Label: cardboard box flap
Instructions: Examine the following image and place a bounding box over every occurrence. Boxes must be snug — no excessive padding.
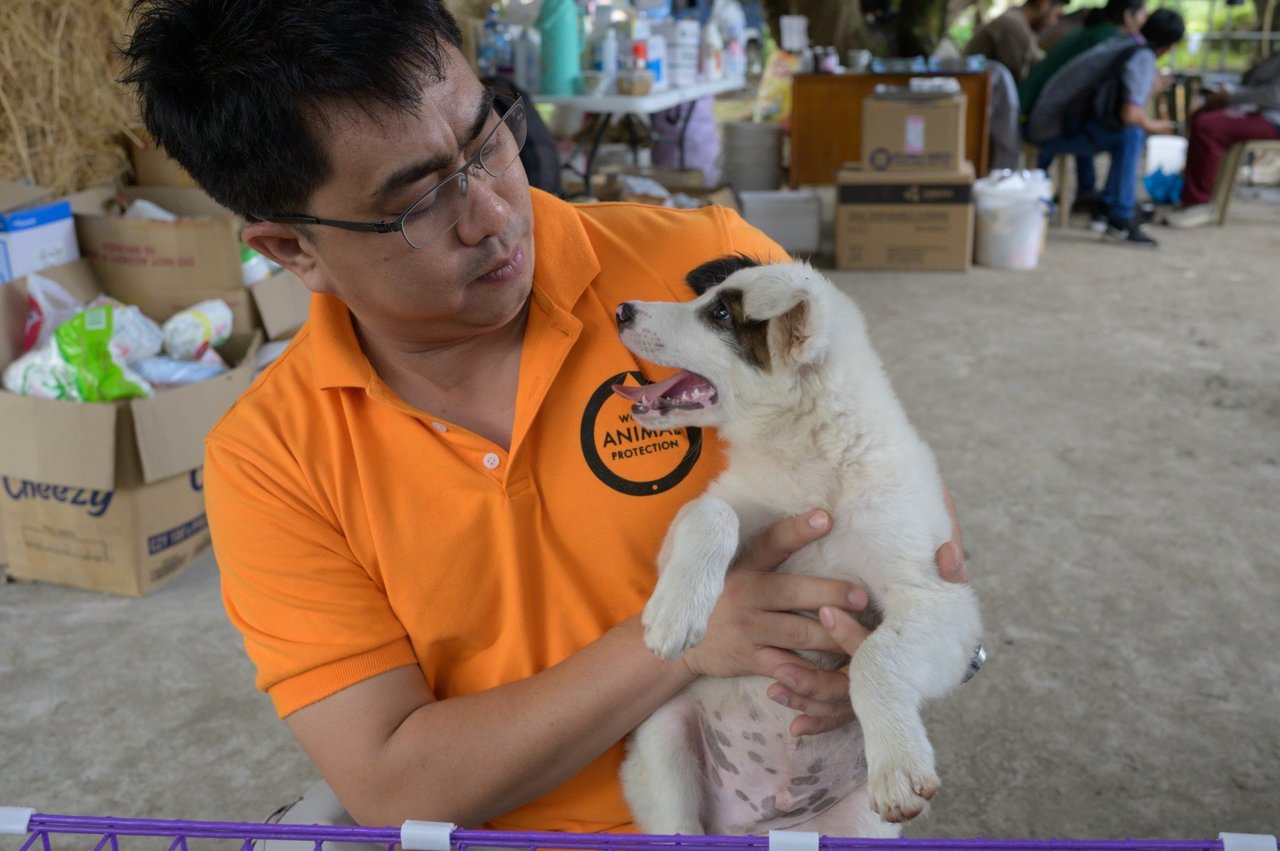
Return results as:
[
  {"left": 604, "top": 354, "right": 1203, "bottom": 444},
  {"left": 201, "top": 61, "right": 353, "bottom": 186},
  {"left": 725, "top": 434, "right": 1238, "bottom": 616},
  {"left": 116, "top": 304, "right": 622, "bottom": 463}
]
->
[
  {"left": 250, "top": 269, "right": 311, "bottom": 341},
  {"left": 129, "top": 331, "right": 262, "bottom": 484},
  {"left": 0, "top": 393, "right": 120, "bottom": 491},
  {"left": 0, "top": 181, "right": 52, "bottom": 214}
]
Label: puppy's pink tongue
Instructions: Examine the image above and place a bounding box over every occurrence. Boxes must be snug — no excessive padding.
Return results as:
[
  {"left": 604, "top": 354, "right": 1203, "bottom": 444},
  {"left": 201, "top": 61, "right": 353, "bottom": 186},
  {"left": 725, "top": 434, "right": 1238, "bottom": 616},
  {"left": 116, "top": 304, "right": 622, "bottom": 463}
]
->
[{"left": 611, "top": 372, "right": 691, "bottom": 407}]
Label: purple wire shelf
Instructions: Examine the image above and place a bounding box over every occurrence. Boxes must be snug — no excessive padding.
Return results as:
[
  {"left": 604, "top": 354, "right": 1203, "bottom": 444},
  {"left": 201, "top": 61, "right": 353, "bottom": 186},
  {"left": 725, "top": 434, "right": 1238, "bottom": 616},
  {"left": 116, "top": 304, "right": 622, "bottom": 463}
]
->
[{"left": 9, "top": 813, "right": 1277, "bottom": 851}]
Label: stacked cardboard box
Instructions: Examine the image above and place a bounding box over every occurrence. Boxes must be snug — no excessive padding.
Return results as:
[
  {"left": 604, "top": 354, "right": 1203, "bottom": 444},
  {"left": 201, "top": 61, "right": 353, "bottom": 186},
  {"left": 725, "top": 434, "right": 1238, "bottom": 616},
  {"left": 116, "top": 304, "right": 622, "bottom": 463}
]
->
[
  {"left": 837, "top": 87, "right": 975, "bottom": 272},
  {"left": 0, "top": 260, "right": 261, "bottom": 596},
  {"left": 0, "top": 149, "right": 310, "bottom": 595}
]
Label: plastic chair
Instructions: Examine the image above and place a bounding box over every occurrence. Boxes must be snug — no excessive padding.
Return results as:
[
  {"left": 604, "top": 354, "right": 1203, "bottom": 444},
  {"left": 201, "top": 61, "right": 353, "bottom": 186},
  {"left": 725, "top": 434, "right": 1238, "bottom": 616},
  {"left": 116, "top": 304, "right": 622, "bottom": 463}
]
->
[{"left": 1211, "top": 138, "right": 1280, "bottom": 225}]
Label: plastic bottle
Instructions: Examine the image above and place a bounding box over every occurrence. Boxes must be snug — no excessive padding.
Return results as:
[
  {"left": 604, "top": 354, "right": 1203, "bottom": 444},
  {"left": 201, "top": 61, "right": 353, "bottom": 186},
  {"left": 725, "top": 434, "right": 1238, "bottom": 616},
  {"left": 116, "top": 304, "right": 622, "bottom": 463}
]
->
[
  {"left": 701, "top": 22, "right": 724, "bottom": 81},
  {"left": 631, "top": 13, "right": 666, "bottom": 91},
  {"left": 536, "top": 0, "right": 580, "bottom": 95},
  {"left": 478, "top": 5, "right": 500, "bottom": 78},
  {"left": 513, "top": 25, "right": 542, "bottom": 93},
  {"left": 593, "top": 23, "right": 619, "bottom": 92}
]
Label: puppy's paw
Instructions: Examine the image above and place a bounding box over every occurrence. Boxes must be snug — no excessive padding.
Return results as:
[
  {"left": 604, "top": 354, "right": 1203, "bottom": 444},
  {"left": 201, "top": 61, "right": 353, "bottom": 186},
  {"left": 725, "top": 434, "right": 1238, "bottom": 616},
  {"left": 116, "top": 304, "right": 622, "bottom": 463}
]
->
[
  {"left": 868, "top": 752, "right": 939, "bottom": 823},
  {"left": 642, "top": 593, "right": 710, "bottom": 660}
]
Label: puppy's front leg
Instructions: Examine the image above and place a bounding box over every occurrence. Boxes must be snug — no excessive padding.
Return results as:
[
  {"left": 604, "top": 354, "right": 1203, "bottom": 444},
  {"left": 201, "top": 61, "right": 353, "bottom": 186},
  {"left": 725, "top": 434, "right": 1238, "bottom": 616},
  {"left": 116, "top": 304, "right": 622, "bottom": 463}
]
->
[{"left": 642, "top": 495, "right": 739, "bottom": 660}]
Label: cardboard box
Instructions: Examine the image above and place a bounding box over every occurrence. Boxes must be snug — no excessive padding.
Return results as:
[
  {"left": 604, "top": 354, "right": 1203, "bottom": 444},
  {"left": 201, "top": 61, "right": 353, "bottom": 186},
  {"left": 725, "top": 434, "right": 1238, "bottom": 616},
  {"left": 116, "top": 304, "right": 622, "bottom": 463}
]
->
[
  {"left": 0, "top": 181, "right": 80, "bottom": 284},
  {"left": 0, "top": 259, "right": 260, "bottom": 595},
  {"left": 250, "top": 268, "right": 312, "bottom": 341},
  {"left": 862, "top": 92, "right": 967, "bottom": 173},
  {"left": 128, "top": 130, "right": 199, "bottom": 188},
  {"left": 616, "top": 184, "right": 742, "bottom": 215},
  {"left": 69, "top": 185, "right": 256, "bottom": 334},
  {"left": 739, "top": 190, "right": 822, "bottom": 255},
  {"left": 836, "top": 163, "right": 975, "bottom": 272}
]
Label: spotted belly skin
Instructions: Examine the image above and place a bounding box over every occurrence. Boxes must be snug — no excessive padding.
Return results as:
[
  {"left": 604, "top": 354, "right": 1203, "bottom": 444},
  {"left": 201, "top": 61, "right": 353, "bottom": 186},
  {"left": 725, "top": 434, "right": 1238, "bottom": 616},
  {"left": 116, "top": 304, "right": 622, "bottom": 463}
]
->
[{"left": 684, "top": 676, "right": 869, "bottom": 835}]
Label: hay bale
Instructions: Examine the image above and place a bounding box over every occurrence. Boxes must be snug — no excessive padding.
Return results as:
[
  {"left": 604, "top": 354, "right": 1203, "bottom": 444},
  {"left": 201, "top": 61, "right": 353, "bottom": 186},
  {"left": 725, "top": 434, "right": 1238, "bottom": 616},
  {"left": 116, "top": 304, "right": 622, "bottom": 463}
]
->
[{"left": 0, "top": 0, "right": 138, "bottom": 196}]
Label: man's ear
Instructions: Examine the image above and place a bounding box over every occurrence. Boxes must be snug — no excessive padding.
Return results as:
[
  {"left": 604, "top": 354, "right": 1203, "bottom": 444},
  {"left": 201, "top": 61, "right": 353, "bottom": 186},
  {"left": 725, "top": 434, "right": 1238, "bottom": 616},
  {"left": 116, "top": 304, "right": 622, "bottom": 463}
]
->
[{"left": 241, "top": 220, "right": 333, "bottom": 294}]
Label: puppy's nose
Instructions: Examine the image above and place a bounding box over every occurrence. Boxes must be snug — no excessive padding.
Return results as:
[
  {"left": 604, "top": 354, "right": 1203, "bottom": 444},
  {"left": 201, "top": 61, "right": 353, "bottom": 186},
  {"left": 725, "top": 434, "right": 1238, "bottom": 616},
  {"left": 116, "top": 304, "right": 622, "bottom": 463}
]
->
[{"left": 616, "top": 302, "right": 636, "bottom": 328}]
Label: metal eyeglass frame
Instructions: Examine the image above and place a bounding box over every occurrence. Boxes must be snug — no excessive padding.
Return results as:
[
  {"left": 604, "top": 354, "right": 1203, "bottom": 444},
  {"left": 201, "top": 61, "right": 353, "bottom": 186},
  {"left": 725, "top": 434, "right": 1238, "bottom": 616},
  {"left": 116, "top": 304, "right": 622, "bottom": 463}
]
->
[{"left": 251, "top": 93, "right": 527, "bottom": 249}]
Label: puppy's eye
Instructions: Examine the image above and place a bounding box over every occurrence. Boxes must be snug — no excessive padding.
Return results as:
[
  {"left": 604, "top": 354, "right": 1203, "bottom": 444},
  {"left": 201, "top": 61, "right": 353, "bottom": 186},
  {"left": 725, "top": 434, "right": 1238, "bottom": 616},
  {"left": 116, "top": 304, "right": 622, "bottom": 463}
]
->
[{"left": 710, "top": 302, "right": 731, "bottom": 323}]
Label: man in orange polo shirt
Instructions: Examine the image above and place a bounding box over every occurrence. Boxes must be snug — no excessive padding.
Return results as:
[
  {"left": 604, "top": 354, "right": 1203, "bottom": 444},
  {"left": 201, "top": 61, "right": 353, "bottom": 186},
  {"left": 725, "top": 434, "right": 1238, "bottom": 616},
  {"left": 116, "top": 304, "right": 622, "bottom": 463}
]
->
[{"left": 122, "top": 0, "right": 967, "bottom": 834}]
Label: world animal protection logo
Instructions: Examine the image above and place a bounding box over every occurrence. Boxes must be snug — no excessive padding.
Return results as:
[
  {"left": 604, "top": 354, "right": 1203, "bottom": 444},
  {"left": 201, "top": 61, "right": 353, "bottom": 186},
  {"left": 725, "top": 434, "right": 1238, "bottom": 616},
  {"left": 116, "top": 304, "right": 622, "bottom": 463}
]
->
[{"left": 580, "top": 371, "right": 702, "bottom": 496}]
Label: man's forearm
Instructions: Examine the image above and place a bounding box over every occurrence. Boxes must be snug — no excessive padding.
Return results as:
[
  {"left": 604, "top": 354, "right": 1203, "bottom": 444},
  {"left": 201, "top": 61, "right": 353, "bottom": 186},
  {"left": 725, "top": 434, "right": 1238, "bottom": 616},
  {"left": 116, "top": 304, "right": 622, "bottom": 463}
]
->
[{"left": 349, "top": 617, "right": 694, "bottom": 827}]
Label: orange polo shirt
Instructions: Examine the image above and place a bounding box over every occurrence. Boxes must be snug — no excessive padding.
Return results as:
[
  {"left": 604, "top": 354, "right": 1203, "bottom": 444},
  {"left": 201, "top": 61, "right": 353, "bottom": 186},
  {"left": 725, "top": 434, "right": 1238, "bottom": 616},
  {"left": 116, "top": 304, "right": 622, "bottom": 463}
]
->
[{"left": 204, "top": 189, "right": 786, "bottom": 832}]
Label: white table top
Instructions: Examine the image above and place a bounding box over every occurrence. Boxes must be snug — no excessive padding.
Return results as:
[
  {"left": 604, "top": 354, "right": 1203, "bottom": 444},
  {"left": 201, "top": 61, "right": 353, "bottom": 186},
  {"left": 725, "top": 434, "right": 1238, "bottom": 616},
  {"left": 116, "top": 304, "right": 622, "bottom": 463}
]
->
[{"left": 537, "top": 76, "right": 746, "bottom": 114}]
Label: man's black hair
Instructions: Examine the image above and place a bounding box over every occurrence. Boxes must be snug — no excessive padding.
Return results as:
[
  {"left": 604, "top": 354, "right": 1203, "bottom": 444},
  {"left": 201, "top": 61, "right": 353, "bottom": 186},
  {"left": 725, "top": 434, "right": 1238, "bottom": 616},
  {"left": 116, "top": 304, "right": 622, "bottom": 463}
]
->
[
  {"left": 1141, "top": 7, "right": 1185, "bottom": 50},
  {"left": 1101, "top": 0, "right": 1146, "bottom": 26},
  {"left": 120, "top": 0, "right": 463, "bottom": 220}
]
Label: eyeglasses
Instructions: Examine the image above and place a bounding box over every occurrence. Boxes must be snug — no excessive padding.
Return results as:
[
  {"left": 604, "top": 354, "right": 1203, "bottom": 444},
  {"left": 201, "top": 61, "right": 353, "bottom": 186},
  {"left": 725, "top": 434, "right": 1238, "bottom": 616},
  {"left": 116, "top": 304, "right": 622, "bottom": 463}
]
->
[{"left": 256, "top": 96, "right": 528, "bottom": 249}]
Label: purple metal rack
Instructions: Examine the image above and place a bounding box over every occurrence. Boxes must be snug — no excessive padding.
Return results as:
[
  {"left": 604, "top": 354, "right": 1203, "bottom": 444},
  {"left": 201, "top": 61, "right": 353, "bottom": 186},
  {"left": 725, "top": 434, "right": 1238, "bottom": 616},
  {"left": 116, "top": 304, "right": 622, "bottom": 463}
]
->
[{"left": 10, "top": 813, "right": 1278, "bottom": 851}]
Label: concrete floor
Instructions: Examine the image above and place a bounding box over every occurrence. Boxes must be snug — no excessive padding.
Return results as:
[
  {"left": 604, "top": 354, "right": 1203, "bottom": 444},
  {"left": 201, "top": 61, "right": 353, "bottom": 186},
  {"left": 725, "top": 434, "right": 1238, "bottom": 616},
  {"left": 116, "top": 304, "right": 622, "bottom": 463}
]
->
[{"left": 2, "top": 198, "right": 1278, "bottom": 841}]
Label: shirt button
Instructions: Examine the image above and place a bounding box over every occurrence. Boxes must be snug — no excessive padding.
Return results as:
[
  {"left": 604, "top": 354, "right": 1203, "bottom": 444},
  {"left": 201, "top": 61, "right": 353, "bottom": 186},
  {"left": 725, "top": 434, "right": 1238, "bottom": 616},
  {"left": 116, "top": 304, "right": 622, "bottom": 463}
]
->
[
  {"left": 482, "top": 452, "right": 501, "bottom": 470},
  {"left": 431, "top": 422, "right": 447, "bottom": 432}
]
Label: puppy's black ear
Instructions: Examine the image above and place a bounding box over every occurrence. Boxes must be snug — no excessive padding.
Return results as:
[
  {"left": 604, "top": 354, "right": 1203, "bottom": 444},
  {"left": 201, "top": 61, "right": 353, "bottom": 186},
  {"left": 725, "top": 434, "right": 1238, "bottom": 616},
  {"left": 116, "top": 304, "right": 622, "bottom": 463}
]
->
[{"left": 685, "top": 253, "right": 762, "bottom": 296}]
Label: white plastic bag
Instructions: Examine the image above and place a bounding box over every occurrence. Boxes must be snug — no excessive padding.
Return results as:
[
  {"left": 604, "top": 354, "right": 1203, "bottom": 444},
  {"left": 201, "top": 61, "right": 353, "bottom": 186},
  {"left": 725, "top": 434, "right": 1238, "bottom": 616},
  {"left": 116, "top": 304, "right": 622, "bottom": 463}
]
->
[{"left": 23, "top": 272, "right": 86, "bottom": 353}]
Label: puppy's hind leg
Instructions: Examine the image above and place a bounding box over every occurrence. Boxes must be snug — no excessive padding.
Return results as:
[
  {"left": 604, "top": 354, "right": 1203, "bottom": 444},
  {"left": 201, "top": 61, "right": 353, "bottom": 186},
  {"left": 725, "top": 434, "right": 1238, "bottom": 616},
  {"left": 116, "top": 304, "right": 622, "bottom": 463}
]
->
[
  {"left": 850, "top": 583, "right": 982, "bottom": 823},
  {"left": 642, "top": 495, "right": 740, "bottom": 660},
  {"left": 621, "top": 699, "right": 707, "bottom": 834}
]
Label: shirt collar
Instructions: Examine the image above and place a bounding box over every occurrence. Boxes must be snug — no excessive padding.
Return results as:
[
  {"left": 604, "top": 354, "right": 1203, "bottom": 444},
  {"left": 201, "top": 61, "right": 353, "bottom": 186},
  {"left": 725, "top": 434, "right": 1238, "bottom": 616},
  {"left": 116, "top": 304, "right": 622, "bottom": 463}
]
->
[{"left": 311, "top": 188, "right": 601, "bottom": 392}]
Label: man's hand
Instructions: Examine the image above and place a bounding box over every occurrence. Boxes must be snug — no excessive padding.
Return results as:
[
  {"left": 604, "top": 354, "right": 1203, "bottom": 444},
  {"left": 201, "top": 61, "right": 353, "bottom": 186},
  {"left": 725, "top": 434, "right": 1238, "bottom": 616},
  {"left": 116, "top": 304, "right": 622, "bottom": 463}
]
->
[
  {"left": 1204, "top": 87, "right": 1230, "bottom": 110},
  {"left": 681, "top": 510, "right": 866, "bottom": 683}
]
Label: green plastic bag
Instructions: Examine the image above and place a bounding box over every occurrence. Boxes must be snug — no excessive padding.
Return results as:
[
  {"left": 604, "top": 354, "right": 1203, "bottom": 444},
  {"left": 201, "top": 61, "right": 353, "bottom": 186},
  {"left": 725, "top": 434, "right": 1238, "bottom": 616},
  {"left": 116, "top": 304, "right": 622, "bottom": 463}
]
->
[{"left": 54, "top": 304, "right": 152, "bottom": 402}]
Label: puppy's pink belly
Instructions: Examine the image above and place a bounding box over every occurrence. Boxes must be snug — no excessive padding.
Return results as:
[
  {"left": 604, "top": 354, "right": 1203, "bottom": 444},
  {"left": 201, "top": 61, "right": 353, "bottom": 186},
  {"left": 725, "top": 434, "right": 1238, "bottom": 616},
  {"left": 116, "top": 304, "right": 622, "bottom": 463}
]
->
[{"left": 695, "top": 702, "right": 867, "bottom": 834}]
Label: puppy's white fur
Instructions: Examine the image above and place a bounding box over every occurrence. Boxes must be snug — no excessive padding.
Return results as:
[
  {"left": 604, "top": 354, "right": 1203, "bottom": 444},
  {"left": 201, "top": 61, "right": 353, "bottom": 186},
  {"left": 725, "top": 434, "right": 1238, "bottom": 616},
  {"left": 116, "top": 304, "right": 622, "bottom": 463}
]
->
[{"left": 616, "top": 260, "right": 982, "bottom": 835}]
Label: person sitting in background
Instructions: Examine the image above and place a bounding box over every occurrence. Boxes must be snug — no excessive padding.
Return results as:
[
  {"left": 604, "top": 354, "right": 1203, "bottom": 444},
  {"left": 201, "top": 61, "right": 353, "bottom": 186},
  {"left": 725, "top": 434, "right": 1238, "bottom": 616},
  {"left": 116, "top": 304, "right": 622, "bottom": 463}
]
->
[
  {"left": 965, "top": 0, "right": 1070, "bottom": 83},
  {"left": 1021, "top": 0, "right": 1150, "bottom": 218},
  {"left": 1026, "top": 8, "right": 1185, "bottom": 247},
  {"left": 1165, "top": 52, "right": 1280, "bottom": 228}
]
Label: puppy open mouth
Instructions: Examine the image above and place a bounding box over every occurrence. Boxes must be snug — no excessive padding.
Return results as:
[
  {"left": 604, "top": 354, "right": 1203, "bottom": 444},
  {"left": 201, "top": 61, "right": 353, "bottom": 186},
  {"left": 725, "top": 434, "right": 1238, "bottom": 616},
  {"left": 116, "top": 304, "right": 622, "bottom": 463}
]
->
[{"left": 612, "top": 372, "right": 718, "bottom": 419}]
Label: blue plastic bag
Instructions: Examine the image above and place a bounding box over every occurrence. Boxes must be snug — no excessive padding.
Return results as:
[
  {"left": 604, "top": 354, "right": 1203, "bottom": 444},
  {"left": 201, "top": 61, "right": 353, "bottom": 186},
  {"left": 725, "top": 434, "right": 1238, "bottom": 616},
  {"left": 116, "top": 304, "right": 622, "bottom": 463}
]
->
[{"left": 1143, "top": 166, "right": 1184, "bottom": 205}]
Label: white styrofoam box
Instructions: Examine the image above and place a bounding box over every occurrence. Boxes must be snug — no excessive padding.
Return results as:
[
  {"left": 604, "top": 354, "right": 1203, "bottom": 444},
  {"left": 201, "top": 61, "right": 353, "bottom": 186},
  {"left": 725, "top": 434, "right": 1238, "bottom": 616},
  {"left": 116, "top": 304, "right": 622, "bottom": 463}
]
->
[
  {"left": 738, "top": 189, "right": 822, "bottom": 255},
  {"left": 0, "top": 199, "right": 80, "bottom": 284}
]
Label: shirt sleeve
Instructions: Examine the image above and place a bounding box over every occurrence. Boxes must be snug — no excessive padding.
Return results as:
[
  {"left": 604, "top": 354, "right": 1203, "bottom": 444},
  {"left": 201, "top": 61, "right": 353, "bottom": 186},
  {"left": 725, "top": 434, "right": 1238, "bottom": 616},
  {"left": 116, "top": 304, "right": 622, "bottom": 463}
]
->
[
  {"left": 1124, "top": 50, "right": 1157, "bottom": 107},
  {"left": 205, "top": 435, "right": 418, "bottom": 718}
]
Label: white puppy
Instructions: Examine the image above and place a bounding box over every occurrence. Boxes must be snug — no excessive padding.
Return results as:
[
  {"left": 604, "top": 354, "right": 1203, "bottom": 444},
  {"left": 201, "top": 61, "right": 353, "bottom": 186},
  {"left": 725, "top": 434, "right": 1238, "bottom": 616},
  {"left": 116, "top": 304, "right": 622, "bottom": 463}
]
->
[{"left": 613, "top": 256, "right": 982, "bottom": 836}]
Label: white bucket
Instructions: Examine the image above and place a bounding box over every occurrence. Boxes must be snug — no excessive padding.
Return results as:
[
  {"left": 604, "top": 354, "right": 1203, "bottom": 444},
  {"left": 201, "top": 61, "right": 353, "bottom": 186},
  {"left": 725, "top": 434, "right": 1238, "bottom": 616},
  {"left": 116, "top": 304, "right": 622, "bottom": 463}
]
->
[
  {"left": 1145, "top": 135, "right": 1189, "bottom": 176},
  {"left": 721, "top": 121, "right": 783, "bottom": 192},
  {"left": 973, "top": 169, "right": 1053, "bottom": 271}
]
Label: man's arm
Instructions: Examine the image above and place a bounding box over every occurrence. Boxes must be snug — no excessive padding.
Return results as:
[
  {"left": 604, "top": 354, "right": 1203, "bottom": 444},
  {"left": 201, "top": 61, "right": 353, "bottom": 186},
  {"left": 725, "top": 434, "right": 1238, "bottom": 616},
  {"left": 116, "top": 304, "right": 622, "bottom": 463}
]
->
[
  {"left": 1122, "top": 102, "right": 1174, "bottom": 134},
  {"left": 284, "top": 512, "right": 862, "bottom": 828}
]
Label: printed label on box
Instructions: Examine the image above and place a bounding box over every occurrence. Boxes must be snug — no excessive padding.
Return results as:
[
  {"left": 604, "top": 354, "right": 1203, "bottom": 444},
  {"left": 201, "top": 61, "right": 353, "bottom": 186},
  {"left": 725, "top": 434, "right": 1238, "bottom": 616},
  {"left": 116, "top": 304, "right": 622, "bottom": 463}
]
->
[{"left": 905, "top": 116, "right": 926, "bottom": 154}]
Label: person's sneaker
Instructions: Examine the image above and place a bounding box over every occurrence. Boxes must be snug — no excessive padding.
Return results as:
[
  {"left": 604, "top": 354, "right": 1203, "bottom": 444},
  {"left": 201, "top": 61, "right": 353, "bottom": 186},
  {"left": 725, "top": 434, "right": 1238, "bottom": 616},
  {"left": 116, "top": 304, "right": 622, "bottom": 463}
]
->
[
  {"left": 1104, "top": 217, "right": 1159, "bottom": 247},
  {"left": 1163, "top": 204, "right": 1216, "bottom": 229},
  {"left": 1089, "top": 207, "right": 1110, "bottom": 233}
]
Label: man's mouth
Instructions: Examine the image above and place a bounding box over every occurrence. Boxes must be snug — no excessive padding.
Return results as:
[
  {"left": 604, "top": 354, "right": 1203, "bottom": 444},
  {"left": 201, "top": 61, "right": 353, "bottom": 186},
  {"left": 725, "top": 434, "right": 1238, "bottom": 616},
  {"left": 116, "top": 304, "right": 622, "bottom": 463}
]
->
[
  {"left": 612, "top": 371, "right": 718, "bottom": 419},
  {"left": 475, "top": 244, "right": 525, "bottom": 283}
]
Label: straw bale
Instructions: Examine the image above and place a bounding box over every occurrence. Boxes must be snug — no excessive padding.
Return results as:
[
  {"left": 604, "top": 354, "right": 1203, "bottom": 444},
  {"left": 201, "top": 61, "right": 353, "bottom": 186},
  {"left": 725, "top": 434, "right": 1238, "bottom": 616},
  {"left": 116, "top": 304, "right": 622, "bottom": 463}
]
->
[{"left": 0, "top": 0, "right": 138, "bottom": 196}]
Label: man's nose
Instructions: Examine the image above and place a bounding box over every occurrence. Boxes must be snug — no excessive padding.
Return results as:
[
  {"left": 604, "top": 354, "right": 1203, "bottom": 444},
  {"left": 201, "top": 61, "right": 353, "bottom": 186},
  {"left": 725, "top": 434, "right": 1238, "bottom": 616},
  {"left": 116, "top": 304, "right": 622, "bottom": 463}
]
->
[{"left": 616, "top": 302, "right": 636, "bottom": 328}]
